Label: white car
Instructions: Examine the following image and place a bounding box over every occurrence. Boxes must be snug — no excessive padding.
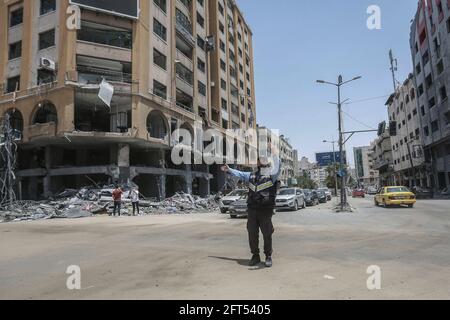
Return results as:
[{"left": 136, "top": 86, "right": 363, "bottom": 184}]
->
[
  {"left": 275, "top": 188, "right": 306, "bottom": 211},
  {"left": 220, "top": 189, "right": 248, "bottom": 213}
]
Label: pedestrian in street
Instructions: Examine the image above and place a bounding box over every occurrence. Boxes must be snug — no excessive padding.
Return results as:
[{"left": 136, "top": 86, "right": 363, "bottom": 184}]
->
[
  {"left": 221, "top": 145, "right": 281, "bottom": 268},
  {"left": 129, "top": 187, "right": 140, "bottom": 216},
  {"left": 112, "top": 185, "right": 123, "bottom": 217}
]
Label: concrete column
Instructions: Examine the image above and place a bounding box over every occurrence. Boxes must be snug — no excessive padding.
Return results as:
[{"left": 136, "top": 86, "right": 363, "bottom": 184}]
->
[
  {"left": 28, "top": 178, "right": 38, "bottom": 201},
  {"left": 185, "top": 165, "right": 193, "bottom": 194},
  {"left": 75, "top": 148, "right": 87, "bottom": 187},
  {"left": 159, "top": 175, "right": 166, "bottom": 200},
  {"left": 118, "top": 144, "right": 130, "bottom": 185},
  {"left": 199, "top": 165, "right": 211, "bottom": 197},
  {"left": 43, "top": 147, "right": 52, "bottom": 198}
]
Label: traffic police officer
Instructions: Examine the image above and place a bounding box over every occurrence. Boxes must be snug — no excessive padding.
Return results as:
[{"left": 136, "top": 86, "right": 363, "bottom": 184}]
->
[{"left": 222, "top": 151, "right": 281, "bottom": 267}]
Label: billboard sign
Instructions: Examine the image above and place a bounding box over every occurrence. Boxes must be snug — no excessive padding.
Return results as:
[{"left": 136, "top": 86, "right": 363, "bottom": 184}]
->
[
  {"left": 316, "top": 151, "right": 346, "bottom": 167},
  {"left": 69, "top": 0, "right": 139, "bottom": 19}
]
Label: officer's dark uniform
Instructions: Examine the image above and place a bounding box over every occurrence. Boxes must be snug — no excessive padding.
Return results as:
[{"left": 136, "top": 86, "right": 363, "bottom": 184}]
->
[{"left": 247, "top": 170, "right": 278, "bottom": 258}]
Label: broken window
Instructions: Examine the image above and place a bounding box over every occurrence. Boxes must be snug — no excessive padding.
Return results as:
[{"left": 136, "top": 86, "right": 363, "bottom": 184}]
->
[
  {"left": 39, "top": 29, "right": 55, "bottom": 50},
  {"left": 77, "top": 55, "right": 132, "bottom": 84},
  {"left": 40, "top": 0, "right": 56, "bottom": 15},
  {"left": 147, "top": 111, "right": 168, "bottom": 140},
  {"left": 153, "top": 80, "right": 167, "bottom": 99},
  {"left": 6, "top": 76, "right": 20, "bottom": 93},
  {"left": 78, "top": 21, "right": 132, "bottom": 49},
  {"left": 9, "top": 41, "right": 22, "bottom": 60},
  {"left": 33, "top": 102, "right": 57, "bottom": 124},
  {"left": 9, "top": 7, "right": 23, "bottom": 27},
  {"left": 6, "top": 109, "right": 24, "bottom": 133},
  {"left": 37, "top": 69, "right": 55, "bottom": 85}
]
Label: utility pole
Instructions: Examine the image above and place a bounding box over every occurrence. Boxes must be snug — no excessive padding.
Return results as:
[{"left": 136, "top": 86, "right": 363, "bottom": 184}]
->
[
  {"left": 317, "top": 75, "right": 362, "bottom": 211},
  {"left": 389, "top": 49, "right": 416, "bottom": 187}
]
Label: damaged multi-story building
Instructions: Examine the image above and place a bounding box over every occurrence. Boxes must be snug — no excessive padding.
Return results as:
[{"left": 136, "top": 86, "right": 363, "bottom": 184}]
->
[{"left": 0, "top": 0, "right": 257, "bottom": 200}]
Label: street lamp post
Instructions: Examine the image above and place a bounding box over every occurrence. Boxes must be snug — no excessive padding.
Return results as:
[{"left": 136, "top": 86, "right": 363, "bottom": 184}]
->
[
  {"left": 323, "top": 139, "right": 338, "bottom": 199},
  {"left": 317, "top": 75, "right": 362, "bottom": 211}
]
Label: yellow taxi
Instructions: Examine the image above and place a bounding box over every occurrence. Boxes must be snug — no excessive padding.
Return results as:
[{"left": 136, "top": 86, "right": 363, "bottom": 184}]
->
[{"left": 374, "top": 186, "right": 416, "bottom": 208}]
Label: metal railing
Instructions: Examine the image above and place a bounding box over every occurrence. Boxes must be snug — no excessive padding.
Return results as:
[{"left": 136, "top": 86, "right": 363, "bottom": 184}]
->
[{"left": 77, "top": 65, "right": 132, "bottom": 84}]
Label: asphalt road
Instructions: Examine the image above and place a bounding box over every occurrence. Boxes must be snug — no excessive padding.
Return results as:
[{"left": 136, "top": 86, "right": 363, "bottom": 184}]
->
[{"left": 0, "top": 196, "right": 449, "bottom": 300}]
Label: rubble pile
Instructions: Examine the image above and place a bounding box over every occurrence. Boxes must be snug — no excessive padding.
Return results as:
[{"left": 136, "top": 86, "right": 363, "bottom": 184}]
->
[
  {"left": 0, "top": 187, "right": 221, "bottom": 223},
  {"left": 144, "top": 192, "right": 220, "bottom": 214}
]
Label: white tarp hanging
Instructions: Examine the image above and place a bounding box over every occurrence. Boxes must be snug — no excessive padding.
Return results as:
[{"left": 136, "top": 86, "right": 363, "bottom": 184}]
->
[{"left": 98, "top": 79, "right": 114, "bottom": 107}]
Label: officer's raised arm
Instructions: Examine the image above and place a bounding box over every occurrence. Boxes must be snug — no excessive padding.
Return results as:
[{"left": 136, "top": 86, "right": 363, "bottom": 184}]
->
[{"left": 221, "top": 164, "right": 251, "bottom": 183}]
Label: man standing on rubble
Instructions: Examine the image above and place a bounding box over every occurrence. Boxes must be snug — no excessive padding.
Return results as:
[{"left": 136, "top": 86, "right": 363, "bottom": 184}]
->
[
  {"left": 221, "top": 145, "right": 281, "bottom": 268},
  {"left": 112, "top": 185, "right": 123, "bottom": 217}
]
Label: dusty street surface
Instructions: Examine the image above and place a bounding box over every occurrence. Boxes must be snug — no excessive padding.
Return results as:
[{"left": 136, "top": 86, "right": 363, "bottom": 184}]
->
[{"left": 1, "top": 197, "right": 449, "bottom": 300}]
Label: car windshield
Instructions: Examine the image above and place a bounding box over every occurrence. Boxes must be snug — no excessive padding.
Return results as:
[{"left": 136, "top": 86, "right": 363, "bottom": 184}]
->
[
  {"left": 228, "top": 190, "right": 246, "bottom": 197},
  {"left": 387, "top": 187, "right": 411, "bottom": 193},
  {"left": 278, "top": 189, "right": 295, "bottom": 195}
]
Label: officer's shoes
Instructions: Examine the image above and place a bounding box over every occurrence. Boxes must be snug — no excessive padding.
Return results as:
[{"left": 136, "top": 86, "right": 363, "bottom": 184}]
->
[
  {"left": 265, "top": 256, "right": 273, "bottom": 268},
  {"left": 249, "top": 254, "right": 261, "bottom": 266}
]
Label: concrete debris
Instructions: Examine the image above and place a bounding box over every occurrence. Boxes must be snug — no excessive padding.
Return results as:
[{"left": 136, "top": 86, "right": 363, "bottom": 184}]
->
[{"left": 0, "top": 186, "right": 221, "bottom": 223}]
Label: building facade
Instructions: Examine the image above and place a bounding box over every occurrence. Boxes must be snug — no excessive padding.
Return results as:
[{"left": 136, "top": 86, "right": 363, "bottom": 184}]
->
[
  {"left": 353, "top": 146, "right": 379, "bottom": 188},
  {"left": 386, "top": 74, "right": 428, "bottom": 188},
  {"left": 370, "top": 129, "right": 395, "bottom": 187},
  {"left": 410, "top": 0, "right": 450, "bottom": 191},
  {"left": 0, "top": 0, "right": 257, "bottom": 200},
  {"left": 309, "top": 166, "right": 328, "bottom": 188},
  {"left": 279, "top": 135, "right": 295, "bottom": 186}
]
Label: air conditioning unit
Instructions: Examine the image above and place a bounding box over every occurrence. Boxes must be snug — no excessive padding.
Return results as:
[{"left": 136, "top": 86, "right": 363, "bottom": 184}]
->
[
  {"left": 210, "top": 81, "right": 215, "bottom": 87},
  {"left": 40, "top": 57, "right": 56, "bottom": 71}
]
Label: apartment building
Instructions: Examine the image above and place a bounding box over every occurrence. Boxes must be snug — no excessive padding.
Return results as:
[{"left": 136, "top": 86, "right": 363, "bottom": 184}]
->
[
  {"left": 353, "top": 146, "right": 379, "bottom": 188},
  {"left": 309, "top": 166, "right": 328, "bottom": 188},
  {"left": 386, "top": 74, "right": 428, "bottom": 188},
  {"left": 0, "top": 0, "right": 257, "bottom": 200},
  {"left": 279, "top": 135, "right": 296, "bottom": 186},
  {"left": 370, "top": 131, "right": 395, "bottom": 187},
  {"left": 410, "top": 0, "right": 450, "bottom": 191}
]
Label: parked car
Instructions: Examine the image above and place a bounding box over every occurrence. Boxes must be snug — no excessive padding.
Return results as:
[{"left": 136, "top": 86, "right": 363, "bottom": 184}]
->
[
  {"left": 316, "top": 190, "right": 328, "bottom": 203},
  {"left": 352, "top": 189, "right": 366, "bottom": 198},
  {"left": 317, "top": 188, "right": 332, "bottom": 201},
  {"left": 229, "top": 193, "right": 249, "bottom": 218},
  {"left": 366, "top": 186, "right": 378, "bottom": 195},
  {"left": 99, "top": 186, "right": 133, "bottom": 202},
  {"left": 411, "top": 186, "right": 434, "bottom": 199},
  {"left": 374, "top": 186, "right": 416, "bottom": 208},
  {"left": 275, "top": 188, "right": 306, "bottom": 211},
  {"left": 219, "top": 189, "right": 248, "bottom": 213},
  {"left": 304, "top": 189, "right": 319, "bottom": 206}
]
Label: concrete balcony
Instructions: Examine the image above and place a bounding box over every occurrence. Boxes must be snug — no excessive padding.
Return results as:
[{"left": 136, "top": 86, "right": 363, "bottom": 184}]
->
[
  {"left": 176, "top": 77, "right": 193, "bottom": 97},
  {"left": 28, "top": 122, "right": 57, "bottom": 141},
  {"left": 76, "top": 41, "right": 132, "bottom": 63},
  {"left": 175, "top": 20, "right": 195, "bottom": 47},
  {"left": 175, "top": 49, "right": 193, "bottom": 71}
]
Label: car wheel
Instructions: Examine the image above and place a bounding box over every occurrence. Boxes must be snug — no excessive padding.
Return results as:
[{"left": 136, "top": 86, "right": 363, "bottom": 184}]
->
[
  {"left": 220, "top": 208, "right": 227, "bottom": 214},
  {"left": 230, "top": 214, "right": 237, "bottom": 219},
  {"left": 293, "top": 201, "right": 299, "bottom": 211},
  {"left": 302, "top": 200, "right": 306, "bottom": 209},
  {"left": 408, "top": 204, "right": 414, "bottom": 208},
  {"left": 374, "top": 199, "right": 379, "bottom": 206}
]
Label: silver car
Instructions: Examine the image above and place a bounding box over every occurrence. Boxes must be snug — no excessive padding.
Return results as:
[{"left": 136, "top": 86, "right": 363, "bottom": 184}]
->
[
  {"left": 219, "top": 189, "right": 247, "bottom": 213},
  {"left": 275, "top": 188, "right": 306, "bottom": 211}
]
